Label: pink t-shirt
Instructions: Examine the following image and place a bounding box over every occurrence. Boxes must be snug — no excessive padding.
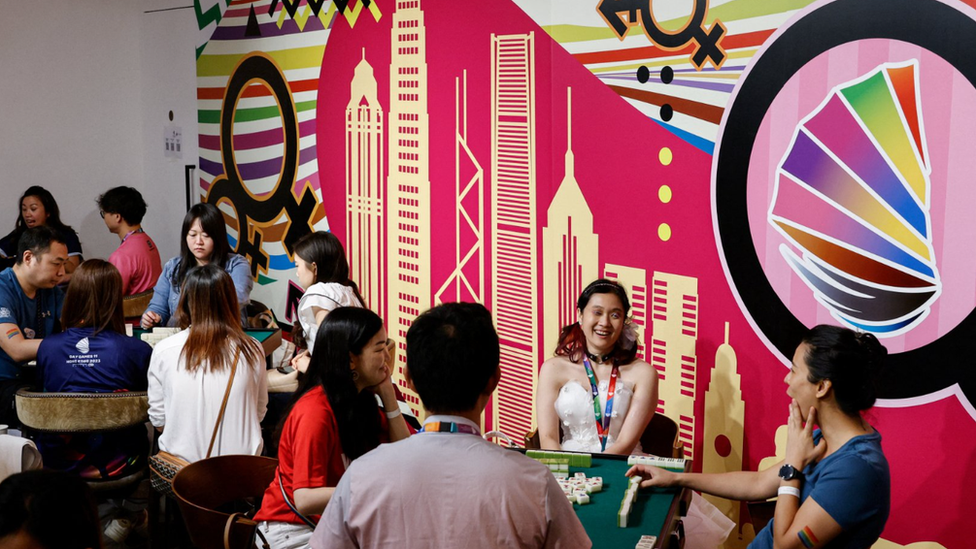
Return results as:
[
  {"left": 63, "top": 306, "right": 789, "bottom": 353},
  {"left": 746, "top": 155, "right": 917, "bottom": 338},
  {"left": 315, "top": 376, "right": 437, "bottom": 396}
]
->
[{"left": 108, "top": 230, "right": 162, "bottom": 295}]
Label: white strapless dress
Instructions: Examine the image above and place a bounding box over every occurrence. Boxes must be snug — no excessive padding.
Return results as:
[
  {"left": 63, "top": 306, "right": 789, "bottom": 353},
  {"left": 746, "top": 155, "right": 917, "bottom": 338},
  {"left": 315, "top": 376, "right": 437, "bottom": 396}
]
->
[{"left": 554, "top": 379, "right": 642, "bottom": 454}]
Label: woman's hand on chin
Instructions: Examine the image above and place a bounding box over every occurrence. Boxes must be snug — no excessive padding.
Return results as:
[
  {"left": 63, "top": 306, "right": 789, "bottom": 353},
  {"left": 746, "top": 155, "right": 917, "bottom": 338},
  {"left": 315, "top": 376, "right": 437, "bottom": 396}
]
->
[{"left": 785, "top": 399, "right": 827, "bottom": 469}]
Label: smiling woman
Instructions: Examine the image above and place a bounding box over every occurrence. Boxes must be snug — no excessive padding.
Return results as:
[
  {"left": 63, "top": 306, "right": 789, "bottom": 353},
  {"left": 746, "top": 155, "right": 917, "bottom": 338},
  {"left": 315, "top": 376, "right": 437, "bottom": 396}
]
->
[
  {"left": 536, "top": 278, "right": 659, "bottom": 455},
  {"left": 0, "top": 187, "right": 83, "bottom": 278}
]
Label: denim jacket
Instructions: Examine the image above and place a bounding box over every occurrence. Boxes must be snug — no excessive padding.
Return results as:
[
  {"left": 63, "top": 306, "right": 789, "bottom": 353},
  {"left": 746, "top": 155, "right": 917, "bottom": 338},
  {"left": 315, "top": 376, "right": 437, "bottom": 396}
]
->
[{"left": 145, "top": 254, "right": 253, "bottom": 326}]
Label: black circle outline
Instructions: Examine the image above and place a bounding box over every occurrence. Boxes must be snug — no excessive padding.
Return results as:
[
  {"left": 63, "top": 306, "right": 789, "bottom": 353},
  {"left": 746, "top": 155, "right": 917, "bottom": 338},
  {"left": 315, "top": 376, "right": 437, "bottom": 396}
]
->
[{"left": 714, "top": 0, "right": 976, "bottom": 400}]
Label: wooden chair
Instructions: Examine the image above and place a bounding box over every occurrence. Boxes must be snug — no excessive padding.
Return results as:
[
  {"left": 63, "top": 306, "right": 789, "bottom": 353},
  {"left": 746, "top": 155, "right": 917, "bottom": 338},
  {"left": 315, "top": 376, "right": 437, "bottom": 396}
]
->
[
  {"left": 123, "top": 289, "right": 154, "bottom": 321},
  {"left": 173, "top": 455, "right": 278, "bottom": 549},
  {"left": 639, "top": 413, "right": 684, "bottom": 458},
  {"left": 524, "top": 413, "right": 683, "bottom": 457},
  {"left": 14, "top": 389, "right": 150, "bottom": 493}
]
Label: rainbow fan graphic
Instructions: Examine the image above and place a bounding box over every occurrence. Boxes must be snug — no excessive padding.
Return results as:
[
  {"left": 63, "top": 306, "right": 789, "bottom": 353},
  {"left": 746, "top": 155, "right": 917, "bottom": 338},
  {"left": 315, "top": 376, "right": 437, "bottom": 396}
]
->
[{"left": 768, "top": 61, "right": 941, "bottom": 336}]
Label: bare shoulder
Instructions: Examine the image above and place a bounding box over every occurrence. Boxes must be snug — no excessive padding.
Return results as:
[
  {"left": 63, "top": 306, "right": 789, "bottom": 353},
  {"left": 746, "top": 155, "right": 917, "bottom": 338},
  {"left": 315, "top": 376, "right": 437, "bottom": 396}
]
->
[
  {"left": 539, "top": 355, "right": 577, "bottom": 385},
  {"left": 621, "top": 358, "right": 658, "bottom": 384}
]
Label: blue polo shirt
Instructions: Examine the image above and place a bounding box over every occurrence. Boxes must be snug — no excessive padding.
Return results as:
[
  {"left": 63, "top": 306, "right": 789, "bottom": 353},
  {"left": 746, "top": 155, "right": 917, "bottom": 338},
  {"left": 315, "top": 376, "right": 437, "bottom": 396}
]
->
[
  {"left": 0, "top": 267, "right": 64, "bottom": 381},
  {"left": 751, "top": 429, "right": 890, "bottom": 549}
]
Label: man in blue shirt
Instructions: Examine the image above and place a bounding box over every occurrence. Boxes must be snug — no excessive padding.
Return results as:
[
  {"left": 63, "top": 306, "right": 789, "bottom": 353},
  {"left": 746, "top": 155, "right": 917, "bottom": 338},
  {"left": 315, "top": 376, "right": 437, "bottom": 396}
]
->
[{"left": 0, "top": 227, "right": 67, "bottom": 425}]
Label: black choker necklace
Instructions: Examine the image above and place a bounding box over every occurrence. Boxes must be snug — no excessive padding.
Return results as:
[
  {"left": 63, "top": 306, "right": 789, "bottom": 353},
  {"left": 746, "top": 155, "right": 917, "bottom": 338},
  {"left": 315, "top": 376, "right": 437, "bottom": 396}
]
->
[{"left": 585, "top": 351, "right": 612, "bottom": 364}]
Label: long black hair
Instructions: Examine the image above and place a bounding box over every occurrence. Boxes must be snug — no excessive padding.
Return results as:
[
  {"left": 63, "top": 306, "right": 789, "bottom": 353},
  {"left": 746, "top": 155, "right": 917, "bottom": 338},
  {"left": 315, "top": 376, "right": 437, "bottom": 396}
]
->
[
  {"left": 291, "top": 231, "right": 365, "bottom": 348},
  {"left": 172, "top": 202, "right": 233, "bottom": 288},
  {"left": 276, "top": 307, "right": 384, "bottom": 460},
  {"left": 6, "top": 186, "right": 76, "bottom": 243},
  {"left": 801, "top": 325, "right": 888, "bottom": 417}
]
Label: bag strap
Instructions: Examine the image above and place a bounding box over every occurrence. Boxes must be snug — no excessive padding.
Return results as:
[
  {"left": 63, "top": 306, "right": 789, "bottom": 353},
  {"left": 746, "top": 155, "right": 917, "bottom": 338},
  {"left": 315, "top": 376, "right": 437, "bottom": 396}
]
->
[
  {"left": 222, "top": 512, "right": 269, "bottom": 549},
  {"left": 277, "top": 468, "right": 316, "bottom": 528},
  {"left": 206, "top": 345, "right": 242, "bottom": 459}
]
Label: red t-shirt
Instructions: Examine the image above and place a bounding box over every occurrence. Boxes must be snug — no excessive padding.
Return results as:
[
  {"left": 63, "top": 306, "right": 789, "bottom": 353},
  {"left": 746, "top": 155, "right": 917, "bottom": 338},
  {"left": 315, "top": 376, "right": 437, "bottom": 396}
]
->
[
  {"left": 255, "top": 386, "right": 388, "bottom": 524},
  {"left": 107, "top": 231, "right": 162, "bottom": 295}
]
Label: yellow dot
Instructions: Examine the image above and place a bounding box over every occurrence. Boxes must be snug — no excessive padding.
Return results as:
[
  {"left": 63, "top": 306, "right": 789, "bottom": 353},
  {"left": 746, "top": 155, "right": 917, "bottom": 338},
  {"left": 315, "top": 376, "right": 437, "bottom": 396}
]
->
[
  {"left": 659, "top": 185, "right": 672, "bottom": 203},
  {"left": 659, "top": 147, "right": 673, "bottom": 166},
  {"left": 658, "top": 223, "right": 672, "bottom": 241}
]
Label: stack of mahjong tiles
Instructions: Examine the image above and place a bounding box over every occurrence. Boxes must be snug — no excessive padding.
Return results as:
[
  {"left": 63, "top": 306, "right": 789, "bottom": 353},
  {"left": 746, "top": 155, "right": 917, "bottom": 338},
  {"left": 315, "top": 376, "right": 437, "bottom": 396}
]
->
[
  {"left": 626, "top": 455, "right": 687, "bottom": 469},
  {"left": 618, "top": 475, "right": 642, "bottom": 527},
  {"left": 525, "top": 449, "right": 592, "bottom": 470},
  {"left": 557, "top": 472, "right": 603, "bottom": 505},
  {"left": 139, "top": 327, "right": 182, "bottom": 348},
  {"left": 634, "top": 535, "right": 657, "bottom": 548}
]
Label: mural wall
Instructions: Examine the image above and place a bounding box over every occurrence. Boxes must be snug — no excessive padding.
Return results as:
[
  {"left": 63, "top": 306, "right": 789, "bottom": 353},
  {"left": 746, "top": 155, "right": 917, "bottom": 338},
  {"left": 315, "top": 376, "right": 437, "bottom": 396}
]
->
[{"left": 196, "top": 0, "right": 973, "bottom": 545}]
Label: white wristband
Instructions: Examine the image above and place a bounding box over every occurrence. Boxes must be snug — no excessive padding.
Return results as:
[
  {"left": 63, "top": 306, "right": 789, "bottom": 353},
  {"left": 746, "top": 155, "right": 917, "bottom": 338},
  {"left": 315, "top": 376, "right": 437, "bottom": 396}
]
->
[
  {"left": 778, "top": 486, "right": 801, "bottom": 498},
  {"left": 385, "top": 408, "right": 402, "bottom": 419}
]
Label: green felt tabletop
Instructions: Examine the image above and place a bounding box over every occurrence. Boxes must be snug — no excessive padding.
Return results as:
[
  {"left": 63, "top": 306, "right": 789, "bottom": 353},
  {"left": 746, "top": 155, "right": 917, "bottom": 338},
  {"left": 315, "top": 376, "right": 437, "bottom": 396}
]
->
[{"left": 568, "top": 456, "right": 683, "bottom": 549}]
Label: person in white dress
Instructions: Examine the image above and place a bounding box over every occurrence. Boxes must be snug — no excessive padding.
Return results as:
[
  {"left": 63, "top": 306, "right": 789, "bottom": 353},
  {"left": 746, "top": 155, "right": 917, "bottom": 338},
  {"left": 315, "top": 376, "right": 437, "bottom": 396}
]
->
[
  {"left": 537, "top": 279, "right": 659, "bottom": 455},
  {"left": 289, "top": 232, "right": 365, "bottom": 373}
]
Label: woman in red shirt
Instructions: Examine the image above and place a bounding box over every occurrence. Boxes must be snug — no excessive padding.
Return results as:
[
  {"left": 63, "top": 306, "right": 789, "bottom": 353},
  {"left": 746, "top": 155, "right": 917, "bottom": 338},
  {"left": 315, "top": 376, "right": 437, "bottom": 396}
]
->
[{"left": 254, "top": 307, "right": 410, "bottom": 549}]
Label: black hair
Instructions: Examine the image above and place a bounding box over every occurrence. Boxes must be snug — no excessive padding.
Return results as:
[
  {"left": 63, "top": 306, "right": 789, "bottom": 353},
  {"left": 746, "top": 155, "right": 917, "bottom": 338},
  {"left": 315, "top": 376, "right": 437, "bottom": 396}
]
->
[
  {"left": 276, "top": 307, "right": 384, "bottom": 460},
  {"left": 0, "top": 470, "right": 101, "bottom": 549},
  {"left": 406, "top": 302, "right": 500, "bottom": 413},
  {"left": 6, "top": 186, "right": 76, "bottom": 248},
  {"left": 173, "top": 202, "right": 233, "bottom": 288},
  {"left": 290, "top": 231, "right": 366, "bottom": 349},
  {"left": 15, "top": 226, "right": 66, "bottom": 265},
  {"left": 97, "top": 186, "right": 148, "bottom": 225},
  {"left": 554, "top": 278, "right": 638, "bottom": 366},
  {"left": 801, "top": 325, "right": 888, "bottom": 417}
]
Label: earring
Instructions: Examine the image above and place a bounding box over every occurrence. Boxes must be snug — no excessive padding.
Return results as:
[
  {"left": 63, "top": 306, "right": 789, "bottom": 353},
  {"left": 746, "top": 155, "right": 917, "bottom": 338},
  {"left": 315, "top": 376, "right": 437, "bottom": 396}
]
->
[{"left": 351, "top": 370, "right": 359, "bottom": 381}]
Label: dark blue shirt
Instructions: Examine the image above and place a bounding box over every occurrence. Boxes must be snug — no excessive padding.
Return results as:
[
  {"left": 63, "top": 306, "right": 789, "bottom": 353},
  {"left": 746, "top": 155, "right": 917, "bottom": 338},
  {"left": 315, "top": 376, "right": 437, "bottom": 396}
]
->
[
  {"left": 37, "top": 327, "right": 152, "bottom": 392},
  {"left": 750, "top": 429, "right": 890, "bottom": 549},
  {"left": 0, "top": 267, "right": 64, "bottom": 380},
  {"left": 35, "top": 327, "right": 152, "bottom": 480}
]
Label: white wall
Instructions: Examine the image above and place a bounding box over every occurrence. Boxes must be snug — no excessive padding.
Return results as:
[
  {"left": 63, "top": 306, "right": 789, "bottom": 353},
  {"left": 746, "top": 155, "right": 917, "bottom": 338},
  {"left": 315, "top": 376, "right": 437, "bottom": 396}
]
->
[
  {"left": 138, "top": 1, "right": 200, "bottom": 261},
  {"left": 0, "top": 1, "right": 199, "bottom": 262}
]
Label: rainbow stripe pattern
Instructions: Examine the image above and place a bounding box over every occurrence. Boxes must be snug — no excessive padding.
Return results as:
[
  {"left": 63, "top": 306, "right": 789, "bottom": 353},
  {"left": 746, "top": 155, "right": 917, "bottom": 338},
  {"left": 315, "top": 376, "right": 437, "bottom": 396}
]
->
[
  {"left": 798, "top": 526, "right": 819, "bottom": 548},
  {"left": 769, "top": 61, "right": 941, "bottom": 336}
]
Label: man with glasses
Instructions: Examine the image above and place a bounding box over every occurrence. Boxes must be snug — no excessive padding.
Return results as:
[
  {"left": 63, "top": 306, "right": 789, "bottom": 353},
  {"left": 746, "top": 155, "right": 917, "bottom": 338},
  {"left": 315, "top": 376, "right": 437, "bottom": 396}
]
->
[{"left": 96, "top": 186, "right": 161, "bottom": 296}]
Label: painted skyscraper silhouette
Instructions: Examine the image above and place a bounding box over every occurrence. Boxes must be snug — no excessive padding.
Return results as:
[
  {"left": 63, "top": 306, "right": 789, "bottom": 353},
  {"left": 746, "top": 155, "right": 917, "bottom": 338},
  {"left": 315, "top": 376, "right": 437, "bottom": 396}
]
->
[
  {"left": 387, "top": 0, "right": 431, "bottom": 417},
  {"left": 543, "top": 87, "right": 599, "bottom": 364},
  {"left": 703, "top": 322, "right": 749, "bottom": 548},
  {"left": 434, "top": 70, "right": 484, "bottom": 306},
  {"left": 345, "top": 50, "right": 384, "bottom": 316},
  {"left": 604, "top": 264, "right": 647, "bottom": 360},
  {"left": 649, "top": 272, "right": 699, "bottom": 460},
  {"left": 490, "top": 32, "right": 539, "bottom": 436}
]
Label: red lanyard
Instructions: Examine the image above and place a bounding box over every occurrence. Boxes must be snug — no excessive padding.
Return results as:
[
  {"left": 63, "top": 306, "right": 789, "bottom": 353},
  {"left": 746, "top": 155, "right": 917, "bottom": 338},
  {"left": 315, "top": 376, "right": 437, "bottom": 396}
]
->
[{"left": 582, "top": 356, "right": 618, "bottom": 452}]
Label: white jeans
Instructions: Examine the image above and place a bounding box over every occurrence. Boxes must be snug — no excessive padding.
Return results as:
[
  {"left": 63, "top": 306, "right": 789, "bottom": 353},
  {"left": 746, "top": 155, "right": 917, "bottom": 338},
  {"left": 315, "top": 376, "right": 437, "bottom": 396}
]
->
[{"left": 258, "top": 520, "right": 314, "bottom": 549}]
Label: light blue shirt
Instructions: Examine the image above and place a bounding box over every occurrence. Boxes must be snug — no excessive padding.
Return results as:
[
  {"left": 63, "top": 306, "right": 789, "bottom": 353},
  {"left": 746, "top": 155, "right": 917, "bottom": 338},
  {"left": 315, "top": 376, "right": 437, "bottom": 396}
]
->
[{"left": 144, "top": 254, "right": 253, "bottom": 326}]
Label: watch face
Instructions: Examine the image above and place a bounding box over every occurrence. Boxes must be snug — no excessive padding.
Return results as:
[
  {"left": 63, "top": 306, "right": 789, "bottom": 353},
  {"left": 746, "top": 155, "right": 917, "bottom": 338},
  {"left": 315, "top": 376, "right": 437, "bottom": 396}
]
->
[{"left": 779, "top": 464, "right": 796, "bottom": 480}]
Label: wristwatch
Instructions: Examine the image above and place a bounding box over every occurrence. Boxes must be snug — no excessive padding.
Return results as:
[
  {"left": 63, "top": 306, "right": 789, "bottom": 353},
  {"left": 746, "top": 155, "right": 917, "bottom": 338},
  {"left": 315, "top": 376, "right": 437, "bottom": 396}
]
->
[{"left": 778, "top": 464, "right": 804, "bottom": 481}]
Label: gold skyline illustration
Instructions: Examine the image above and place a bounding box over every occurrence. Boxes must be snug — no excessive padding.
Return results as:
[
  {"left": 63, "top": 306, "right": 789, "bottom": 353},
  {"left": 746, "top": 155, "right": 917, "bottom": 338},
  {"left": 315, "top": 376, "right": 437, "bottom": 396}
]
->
[
  {"left": 604, "top": 264, "right": 648, "bottom": 361},
  {"left": 543, "top": 87, "right": 599, "bottom": 367},
  {"left": 490, "top": 32, "right": 539, "bottom": 437},
  {"left": 345, "top": 49, "right": 385, "bottom": 319},
  {"left": 433, "top": 70, "right": 484, "bottom": 307},
  {"left": 650, "top": 272, "right": 699, "bottom": 460},
  {"left": 703, "top": 322, "right": 751, "bottom": 548},
  {"left": 386, "top": 0, "right": 431, "bottom": 418}
]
